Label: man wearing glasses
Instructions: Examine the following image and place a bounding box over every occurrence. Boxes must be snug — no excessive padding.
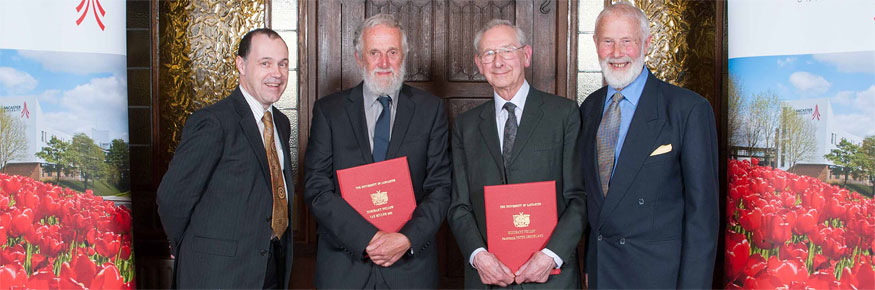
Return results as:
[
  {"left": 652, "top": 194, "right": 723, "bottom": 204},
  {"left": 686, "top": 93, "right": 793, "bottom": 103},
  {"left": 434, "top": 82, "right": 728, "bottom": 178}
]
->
[{"left": 448, "top": 19, "right": 586, "bottom": 288}]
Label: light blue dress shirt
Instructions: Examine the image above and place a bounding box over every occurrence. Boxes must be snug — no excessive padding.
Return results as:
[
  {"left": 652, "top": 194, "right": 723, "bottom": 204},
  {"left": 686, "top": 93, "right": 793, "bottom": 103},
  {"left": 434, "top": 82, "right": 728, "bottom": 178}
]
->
[{"left": 603, "top": 68, "right": 649, "bottom": 178}]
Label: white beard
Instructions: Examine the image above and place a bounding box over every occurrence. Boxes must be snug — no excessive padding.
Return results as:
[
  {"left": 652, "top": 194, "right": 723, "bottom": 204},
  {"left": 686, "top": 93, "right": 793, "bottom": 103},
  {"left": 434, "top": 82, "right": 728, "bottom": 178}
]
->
[
  {"left": 361, "top": 62, "right": 406, "bottom": 96},
  {"left": 600, "top": 52, "right": 646, "bottom": 90}
]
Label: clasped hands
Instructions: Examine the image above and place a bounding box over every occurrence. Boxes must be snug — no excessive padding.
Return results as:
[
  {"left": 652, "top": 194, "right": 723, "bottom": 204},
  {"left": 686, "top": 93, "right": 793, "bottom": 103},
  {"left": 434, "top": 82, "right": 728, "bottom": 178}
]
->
[
  {"left": 366, "top": 231, "right": 410, "bottom": 267},
  {"left": 473, "top": 250, "right": 556, "bottom": 286}
]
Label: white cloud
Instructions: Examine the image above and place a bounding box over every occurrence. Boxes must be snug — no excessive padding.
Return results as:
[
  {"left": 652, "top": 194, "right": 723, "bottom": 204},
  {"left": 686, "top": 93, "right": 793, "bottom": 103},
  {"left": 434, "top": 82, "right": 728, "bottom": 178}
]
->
[
  {"left": 38, "top": 89, "right": 61, "bottom": 105},
  {"left": 43, "top": 75, "right": 129, "bottom": 142},
  {"left": 0, "top": 67, "right": 38, "bottom": 94},
  {"left": 777, "top": 57, "right": 796, "bottom": 67},
  {"left": 832, "top": 91, "right": 855, "bottom": 106},
  {"left": 812, "top": 51, "right": 875, "bottom": 74},
  {"left": 17, "top": 50, "right": 126, "bottom": 75},
  {"left": 789, "top": 71, "right": 830, "bottom": 95},
  {"left": 855, "top": 85, "right": 875, "bottom": 115},
  {"left": 834, "top": 113, "right": 875, "bottom": 138}
]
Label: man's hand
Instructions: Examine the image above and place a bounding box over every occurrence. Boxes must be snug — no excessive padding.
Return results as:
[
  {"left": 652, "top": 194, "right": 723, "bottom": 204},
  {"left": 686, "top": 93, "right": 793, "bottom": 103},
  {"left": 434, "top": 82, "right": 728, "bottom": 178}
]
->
[
  {"left": 366, "top": 231, "right": 410, "bottom": 267},
  {"left": 472, "top": 251, "right": 515, "bottom": 287},
  {"left": 514, "top": 251, "right": 555, "bottom": 284}
]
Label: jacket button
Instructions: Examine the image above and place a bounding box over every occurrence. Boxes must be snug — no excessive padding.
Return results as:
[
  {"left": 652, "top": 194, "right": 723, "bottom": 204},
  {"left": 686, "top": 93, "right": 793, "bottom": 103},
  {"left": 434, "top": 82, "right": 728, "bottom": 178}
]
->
[
  {"left": 619, "top": 238, "right": 626, "bottom": 245},
  {"left": 260, "top": 249, "right": 268, "bottom": 256},
  {"left": 597, "top": 235, "right": 603, "bottom": 241},
  {"left": 638, "top": 198, "right": 645, "bottom": 205}
]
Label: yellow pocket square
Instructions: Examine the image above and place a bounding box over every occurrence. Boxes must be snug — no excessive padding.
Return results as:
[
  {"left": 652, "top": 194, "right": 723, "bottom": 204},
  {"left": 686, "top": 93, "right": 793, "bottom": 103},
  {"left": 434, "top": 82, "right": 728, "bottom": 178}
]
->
[{"left": 650, "top": 144, "right": 672, "bottom": 156}]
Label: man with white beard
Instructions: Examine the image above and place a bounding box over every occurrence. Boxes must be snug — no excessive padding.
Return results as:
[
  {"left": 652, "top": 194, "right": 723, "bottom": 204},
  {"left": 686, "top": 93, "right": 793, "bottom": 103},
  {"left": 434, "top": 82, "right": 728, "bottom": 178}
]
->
[
  {"left": 578, "top": 1, "right": 719, "bottom": 289},
  {"left": 303, "top": 13, "right": 451, "bottom": 289}
]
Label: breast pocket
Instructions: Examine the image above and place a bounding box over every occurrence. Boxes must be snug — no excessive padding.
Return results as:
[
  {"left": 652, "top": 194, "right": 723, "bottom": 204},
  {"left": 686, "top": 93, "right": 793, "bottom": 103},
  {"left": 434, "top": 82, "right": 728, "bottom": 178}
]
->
[{"left": 643, "top": 144, "right": 677, "bottom": 168}]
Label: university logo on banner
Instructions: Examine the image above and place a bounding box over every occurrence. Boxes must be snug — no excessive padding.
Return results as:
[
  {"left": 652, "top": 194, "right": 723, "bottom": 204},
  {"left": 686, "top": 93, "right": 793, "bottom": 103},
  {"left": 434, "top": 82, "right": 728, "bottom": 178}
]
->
[{"left": 0, "top": 0, "right": 135, "bottom": 288}]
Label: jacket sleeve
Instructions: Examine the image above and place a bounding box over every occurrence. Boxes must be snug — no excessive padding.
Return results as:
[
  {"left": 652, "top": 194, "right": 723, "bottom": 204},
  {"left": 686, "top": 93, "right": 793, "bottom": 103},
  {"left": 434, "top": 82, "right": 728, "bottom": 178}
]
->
[
  {"left": 544, "top": 102, "right": 587, "bottom": 263},
  {"left": 677, "top": 100, "right": 719, "bottom": 289},
  {"left": 303, "top": 101, "right": 378, "bottom": 258},
  {"left": 157, "top": 111, "right": 224, "bottom": 256},
  {"left": 447, "top": 119, "right": 488, "bottom": 262},
  {"left": 399, "top": 100, "right": 452, "bottom": 254}
]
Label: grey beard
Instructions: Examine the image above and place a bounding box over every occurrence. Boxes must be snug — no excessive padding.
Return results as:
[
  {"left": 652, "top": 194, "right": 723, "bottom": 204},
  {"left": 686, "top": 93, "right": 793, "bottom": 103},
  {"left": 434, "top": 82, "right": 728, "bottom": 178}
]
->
[{"left": 361, "top": 64, "right": 406, "bottom": 96}]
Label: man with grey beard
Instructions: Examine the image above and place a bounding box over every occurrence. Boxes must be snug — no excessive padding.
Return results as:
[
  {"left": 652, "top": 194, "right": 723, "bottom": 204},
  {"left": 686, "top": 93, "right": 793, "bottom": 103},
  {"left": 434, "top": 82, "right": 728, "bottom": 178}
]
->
[
  {"left": 578, "top": 1, "right": 719, "bottom": 289},
  {"left": 303, "top": 13, "right": 451, "bottom": 289}
]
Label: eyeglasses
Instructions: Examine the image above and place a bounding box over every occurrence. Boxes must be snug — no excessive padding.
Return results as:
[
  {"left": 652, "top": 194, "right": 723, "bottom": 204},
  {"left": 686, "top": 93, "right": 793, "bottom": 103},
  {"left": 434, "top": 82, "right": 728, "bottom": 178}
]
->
[{"left": 478, "top": 46, "right": 524, "bottom": 63}]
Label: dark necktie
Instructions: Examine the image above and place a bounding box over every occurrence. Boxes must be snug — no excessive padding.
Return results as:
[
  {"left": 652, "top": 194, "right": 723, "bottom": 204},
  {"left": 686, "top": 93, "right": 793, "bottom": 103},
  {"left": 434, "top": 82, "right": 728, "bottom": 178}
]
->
[
  {"left": 502, "top": 102, "right": 518, "bottom": 177},
  {"left": 262, "top": 111, "right": 288, "bottom": 238},
  {"left": 373, "top": 96, "right": 391, "bottom": 162},
  {"left": 597, "top": 92, "right": 624, "bottom": 196}
]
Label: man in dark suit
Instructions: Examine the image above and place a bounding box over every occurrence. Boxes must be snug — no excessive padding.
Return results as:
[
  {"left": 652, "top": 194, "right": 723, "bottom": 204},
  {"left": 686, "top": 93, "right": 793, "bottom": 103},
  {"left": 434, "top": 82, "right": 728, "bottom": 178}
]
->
[
  {"left": 303, "top": 13, "right": 451, "bottom": 289},
  {"left": 579, "top": 2, "right": 719, "bottom": 289},
  {"left": 157, "top": 28, "right": 294, "bottom": 288},
  {"left": 447, "top": 19, "right": 586, "bottom": 289}
]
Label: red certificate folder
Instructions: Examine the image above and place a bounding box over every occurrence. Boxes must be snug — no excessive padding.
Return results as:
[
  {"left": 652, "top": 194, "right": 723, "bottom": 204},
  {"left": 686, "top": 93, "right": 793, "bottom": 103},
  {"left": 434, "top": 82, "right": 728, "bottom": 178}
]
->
[
  {"left": 336, "top": 157, "right": 416, "bottom": 232},
  {"left": 485, "top": 180, "right": 560, "bottom": 275}
]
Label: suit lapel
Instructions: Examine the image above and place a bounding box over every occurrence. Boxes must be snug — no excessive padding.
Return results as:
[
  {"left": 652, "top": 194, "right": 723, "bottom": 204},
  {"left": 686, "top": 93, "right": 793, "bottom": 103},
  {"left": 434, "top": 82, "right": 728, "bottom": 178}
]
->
[
  {"left": 344, "top": 84, "right": 375, "bottom": 163},
  {"left": 477, "top": 101, "right": 505, "bottom": 177},
  {"left": 386, "top": 85, "right": 414, "bottom": 159},
  {"left": 274, "top": 107, "right": 295, "bottom": 192},
  {"left": 507, "top": 87, "right": 544, "bottom": 167},
  {"left": 597, "top": 73, "right": 666, "bottom": 229},
  {"left": 584, "top": 87, "right": 608, "bottom": 207},
  {"left": 232, "top": 88, "right": 272, "bottom": 190}
]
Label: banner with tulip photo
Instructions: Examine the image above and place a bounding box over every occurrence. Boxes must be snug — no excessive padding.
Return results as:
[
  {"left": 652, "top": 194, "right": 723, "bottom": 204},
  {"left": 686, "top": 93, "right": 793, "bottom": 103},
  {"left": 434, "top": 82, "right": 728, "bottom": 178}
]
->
[
  {"left": 0, "top": 0, "right": 134, "bottom": 288},
  {"left": 726, "top": 1, "right": 875, "bottom": 289}
]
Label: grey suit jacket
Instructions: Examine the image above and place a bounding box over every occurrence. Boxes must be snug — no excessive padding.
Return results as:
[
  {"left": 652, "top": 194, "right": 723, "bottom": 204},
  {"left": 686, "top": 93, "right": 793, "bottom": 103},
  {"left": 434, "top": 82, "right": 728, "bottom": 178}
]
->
[
  {"left": 580, "top": 71, "right": 719, "bottom": 289},
  {"left": 448, "top": 87, "right": 586, "bottom": 289},
  {"left": 303, "top": 82, "right": 452, "bottom": 288},
  {"left": 157, "top": 87, "right": 295, "bottom": 288}
]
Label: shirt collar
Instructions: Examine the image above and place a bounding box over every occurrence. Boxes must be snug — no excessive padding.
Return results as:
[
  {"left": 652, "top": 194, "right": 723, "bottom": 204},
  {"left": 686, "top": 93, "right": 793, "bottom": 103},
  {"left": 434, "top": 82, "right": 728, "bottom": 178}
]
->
[
  {"left": 606, "top": 67, "right": 649, "bottom": 107},
  {"left": 363, "top": 84, "right": 401, "bottom": 108},
  {"left": 239, "top": 85, "right": 273, "bottom": 121},
  {"left": 494, "top": 80, "right": 530, "bottom": 114}
]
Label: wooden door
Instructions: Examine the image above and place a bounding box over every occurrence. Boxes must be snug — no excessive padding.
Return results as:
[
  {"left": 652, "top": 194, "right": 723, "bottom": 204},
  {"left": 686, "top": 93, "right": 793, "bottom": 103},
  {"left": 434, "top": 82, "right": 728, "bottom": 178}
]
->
[{"left": 299, "top": 0, "right": 571, "bottom": 287}]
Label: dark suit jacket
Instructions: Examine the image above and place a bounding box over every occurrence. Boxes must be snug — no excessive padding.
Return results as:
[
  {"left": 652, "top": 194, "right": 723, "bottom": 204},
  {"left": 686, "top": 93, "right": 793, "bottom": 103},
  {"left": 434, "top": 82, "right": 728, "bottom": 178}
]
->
[
  {"left": 447, "top": 87, "right": 586, "bottom": 289},
  {"left": 157, "top": 87, "right": 295, "bottom": 288},
  {"left": 580, "top": 71, "right": 719, "bottom": 289},
  {"left": 303, "top": 82, "right": 451, "bottom": 288}
]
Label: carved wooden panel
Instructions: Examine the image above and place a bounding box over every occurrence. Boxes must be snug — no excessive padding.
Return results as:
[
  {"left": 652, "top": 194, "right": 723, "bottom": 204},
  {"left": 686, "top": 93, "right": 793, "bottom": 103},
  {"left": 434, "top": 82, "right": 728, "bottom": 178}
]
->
[
  {"left": 366, "top": 0, "right": 434, "bottom": 81},
  {"left": 447, "top": 0, "right": 515, "bottom": 81},
  {"left": 158, "top": 0, "right": 264, "bottom": 156},
  {"left": 635, "top": 0, "right": 716, "bottom": 104}
]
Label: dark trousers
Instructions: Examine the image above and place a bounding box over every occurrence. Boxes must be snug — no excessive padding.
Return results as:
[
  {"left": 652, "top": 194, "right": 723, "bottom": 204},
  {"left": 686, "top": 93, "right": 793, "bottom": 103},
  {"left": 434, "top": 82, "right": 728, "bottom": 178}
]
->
[{"left": 262, "top": 237, "right": 286, "bottom": 289}]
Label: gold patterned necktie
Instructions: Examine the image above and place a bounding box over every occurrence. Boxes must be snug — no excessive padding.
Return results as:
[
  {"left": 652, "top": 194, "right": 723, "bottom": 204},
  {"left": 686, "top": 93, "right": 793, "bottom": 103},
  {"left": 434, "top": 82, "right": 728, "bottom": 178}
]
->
[
  {"left": 262, "top": 111, "right": 288, "bottom": 238},
  {"left": 596, "top": 92, "right": 624, "bottom": 196}
]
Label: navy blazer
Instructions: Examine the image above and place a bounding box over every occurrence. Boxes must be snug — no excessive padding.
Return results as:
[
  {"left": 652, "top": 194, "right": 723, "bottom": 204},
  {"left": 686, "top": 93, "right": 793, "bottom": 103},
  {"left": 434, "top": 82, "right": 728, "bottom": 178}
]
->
[{"left": 579, "top": 71, "right": 719, "bottom": 289}]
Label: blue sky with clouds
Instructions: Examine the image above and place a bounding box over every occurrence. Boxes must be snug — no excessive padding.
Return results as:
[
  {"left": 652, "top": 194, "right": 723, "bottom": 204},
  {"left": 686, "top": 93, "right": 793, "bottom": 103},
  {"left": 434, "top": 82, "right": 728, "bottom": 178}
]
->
[
  {"left": 0, "top": 48, "right": 128, "bottom": 142},
  {"left": 729, "top": 51, "right": 875, "bottom": 139}
]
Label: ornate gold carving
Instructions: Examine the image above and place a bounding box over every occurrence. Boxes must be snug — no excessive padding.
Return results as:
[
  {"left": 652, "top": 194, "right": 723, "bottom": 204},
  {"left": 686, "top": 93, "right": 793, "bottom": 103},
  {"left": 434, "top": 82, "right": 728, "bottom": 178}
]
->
[
  {"left": 634, "top": 0, "right": 716, "bottom": 104},
  {"left": 448, "top": 0, "right": 515, "bottom": 81},
  {"left": 159, "top": 0, "right": 264, "bottom": 155},
  {"left": 366, "top": 0, "right": 433, "bottom": 81}
]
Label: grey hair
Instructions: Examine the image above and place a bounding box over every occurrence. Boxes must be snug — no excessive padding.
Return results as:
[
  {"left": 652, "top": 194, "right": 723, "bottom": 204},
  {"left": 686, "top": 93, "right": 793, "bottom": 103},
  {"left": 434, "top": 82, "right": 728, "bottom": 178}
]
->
[
  {"left": 473, "top": 19, "right": 527, "bottom": 53},
  {"left": 354, "top": 13, "right": 409, "bottom": 55},
  {"left": 594, "top": 0, "right": 650, "bottom": 41}
]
